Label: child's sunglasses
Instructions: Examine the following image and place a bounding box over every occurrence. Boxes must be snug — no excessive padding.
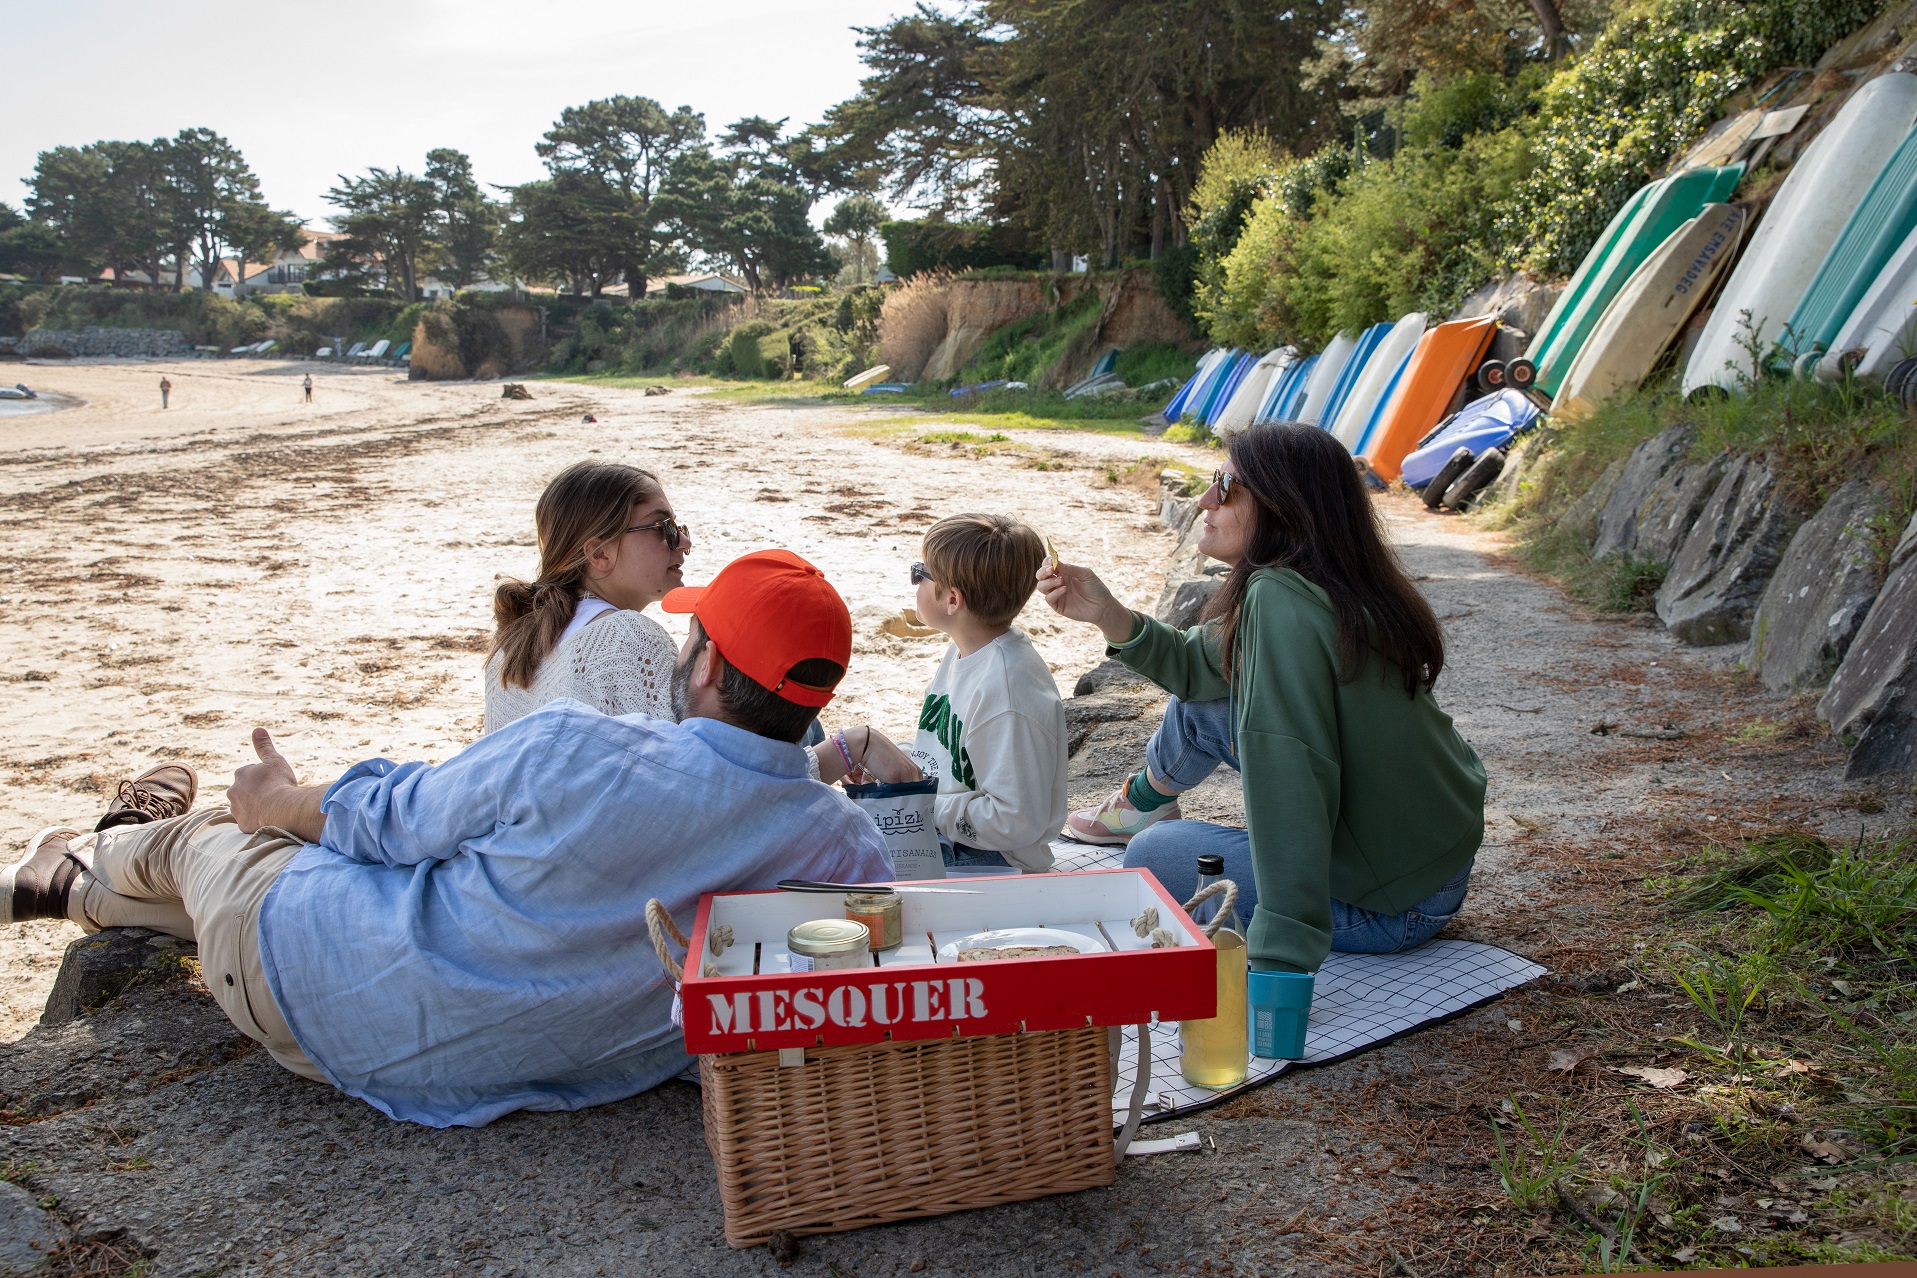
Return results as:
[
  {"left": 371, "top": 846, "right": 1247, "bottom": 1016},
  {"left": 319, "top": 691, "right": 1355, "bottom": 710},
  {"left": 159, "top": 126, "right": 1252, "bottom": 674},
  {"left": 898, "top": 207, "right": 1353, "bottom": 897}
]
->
[
  {"left": 627, "top": 518, "right": 691, "bottom": 550},
  {"left": 909, "top": 561, "right": 933, "bottom": 585}
]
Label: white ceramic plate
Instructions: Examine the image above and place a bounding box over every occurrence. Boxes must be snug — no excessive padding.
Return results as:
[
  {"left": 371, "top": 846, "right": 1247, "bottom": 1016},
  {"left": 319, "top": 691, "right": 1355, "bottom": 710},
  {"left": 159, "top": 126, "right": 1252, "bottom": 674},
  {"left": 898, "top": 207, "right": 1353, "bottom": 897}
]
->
[{"left": 936, "top": 926, "right": 1110, "bottom": 962}]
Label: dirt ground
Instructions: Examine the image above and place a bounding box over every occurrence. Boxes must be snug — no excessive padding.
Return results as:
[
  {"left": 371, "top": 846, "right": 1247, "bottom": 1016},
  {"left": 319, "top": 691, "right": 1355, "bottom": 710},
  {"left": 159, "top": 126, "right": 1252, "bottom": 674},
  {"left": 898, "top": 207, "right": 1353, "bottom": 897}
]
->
[{"left": 0, "top": 358, "right": 1882, "bottom": 1276}]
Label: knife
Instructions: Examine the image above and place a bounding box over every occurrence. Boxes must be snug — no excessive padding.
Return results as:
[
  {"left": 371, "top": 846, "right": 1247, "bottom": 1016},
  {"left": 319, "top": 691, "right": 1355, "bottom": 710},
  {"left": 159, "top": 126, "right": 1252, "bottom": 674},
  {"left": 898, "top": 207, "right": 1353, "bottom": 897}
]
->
[{"left": 776, "top": 879, "right": 981, "bottom": 895}]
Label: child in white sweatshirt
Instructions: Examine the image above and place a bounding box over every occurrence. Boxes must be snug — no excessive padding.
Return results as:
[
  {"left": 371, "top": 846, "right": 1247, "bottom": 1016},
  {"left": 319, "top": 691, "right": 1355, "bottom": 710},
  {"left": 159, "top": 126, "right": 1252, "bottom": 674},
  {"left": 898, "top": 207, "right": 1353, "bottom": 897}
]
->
[{"left": 907, "top": 514, "right": 1068, "bottom": 872}]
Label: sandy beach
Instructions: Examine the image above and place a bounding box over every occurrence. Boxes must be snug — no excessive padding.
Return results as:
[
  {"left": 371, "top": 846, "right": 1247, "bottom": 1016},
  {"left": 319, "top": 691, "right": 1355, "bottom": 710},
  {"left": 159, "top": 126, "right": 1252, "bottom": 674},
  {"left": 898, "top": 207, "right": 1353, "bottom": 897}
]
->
[{"left": 0, "top": 358, "right": 1207, "bottom": 1037}]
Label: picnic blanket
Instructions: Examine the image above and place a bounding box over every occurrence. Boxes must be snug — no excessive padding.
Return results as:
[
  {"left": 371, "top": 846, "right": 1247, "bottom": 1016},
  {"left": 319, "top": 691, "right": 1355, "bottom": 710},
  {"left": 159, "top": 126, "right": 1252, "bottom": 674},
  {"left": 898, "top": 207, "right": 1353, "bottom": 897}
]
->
[{"left": 1043, "top": 839, "right": 1549, "bottom": 1125}]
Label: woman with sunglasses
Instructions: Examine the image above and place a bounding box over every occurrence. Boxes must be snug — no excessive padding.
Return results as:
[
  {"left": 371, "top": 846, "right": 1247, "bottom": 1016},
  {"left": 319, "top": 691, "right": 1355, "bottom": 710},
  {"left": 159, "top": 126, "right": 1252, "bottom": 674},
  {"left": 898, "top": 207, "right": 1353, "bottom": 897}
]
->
[
  {"left": 1038, "top": 423, "right": 1485, "bottom": 977},
  {"left": 484, "top": 461, "right": 692, "bottom": 733}
]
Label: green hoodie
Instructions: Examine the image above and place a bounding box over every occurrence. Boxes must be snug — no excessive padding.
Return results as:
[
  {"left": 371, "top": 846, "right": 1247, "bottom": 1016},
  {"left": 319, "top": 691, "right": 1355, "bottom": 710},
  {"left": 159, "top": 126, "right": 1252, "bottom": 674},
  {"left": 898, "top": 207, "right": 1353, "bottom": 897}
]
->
[{"left": 1114, "top": 566, "right": 1485, "bottom": 974}]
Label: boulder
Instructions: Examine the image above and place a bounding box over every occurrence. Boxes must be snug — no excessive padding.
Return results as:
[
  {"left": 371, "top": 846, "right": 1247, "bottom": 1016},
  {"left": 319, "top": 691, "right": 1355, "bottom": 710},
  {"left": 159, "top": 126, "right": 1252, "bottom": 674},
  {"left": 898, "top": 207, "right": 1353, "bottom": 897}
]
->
[
  {"left": 1154, "top": 505, "right": 1219, "bottom": 620},
  {"left": 1634, "top": 451, "right": 1732, "bottom": 567},
  {"left": 41, "top": 928, "right": 195, "bottom": 1026},
  {"left": 1483, "top": 323, "right": 1529, "bottom": 368},
  {"left": 1593, "top": 427, "right": 1693, "bottom": 560},
  {"left": 1655, "top": 455, "right": 1802, "bottom": 645},
  {"left": 1160, "top": 576, "right": 1225, "bottom": 628},
  {"left": 0, "top": 1181, "right": 68, "bottom": 1275},
  {"left": 1822, "top": 542, "right": 1917, "bottom": 777},
  {"left": 1063, "top": 689, "right": 1160, "bottom": 758},
  {"left": 1891, "top": 508, "right": 1917, "bottom": 573},
  {"left": 1074, "top": 658, "right": 1151, "bottom": 697},
  {"left": 1450, "top": 273, "right": 1563, "bottom": 338},
  {"left": 1746, "top": 480, "right": 1887, "bottom": 691}
]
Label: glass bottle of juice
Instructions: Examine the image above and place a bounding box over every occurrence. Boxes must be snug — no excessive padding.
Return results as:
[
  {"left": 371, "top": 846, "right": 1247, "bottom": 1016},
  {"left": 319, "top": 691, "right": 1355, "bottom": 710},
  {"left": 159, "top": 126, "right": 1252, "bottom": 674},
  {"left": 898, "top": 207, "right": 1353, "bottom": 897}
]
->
[{"left": 1180, "top": 853, "right": 1249, "bottom": 1089}]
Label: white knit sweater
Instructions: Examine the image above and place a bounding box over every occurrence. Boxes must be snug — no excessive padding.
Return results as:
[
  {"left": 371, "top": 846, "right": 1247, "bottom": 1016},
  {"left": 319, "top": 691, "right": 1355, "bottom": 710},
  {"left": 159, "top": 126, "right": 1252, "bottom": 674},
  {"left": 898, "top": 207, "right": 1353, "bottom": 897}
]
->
[{"left": 483, "top": 609, "right": 677, "bottom": 734}]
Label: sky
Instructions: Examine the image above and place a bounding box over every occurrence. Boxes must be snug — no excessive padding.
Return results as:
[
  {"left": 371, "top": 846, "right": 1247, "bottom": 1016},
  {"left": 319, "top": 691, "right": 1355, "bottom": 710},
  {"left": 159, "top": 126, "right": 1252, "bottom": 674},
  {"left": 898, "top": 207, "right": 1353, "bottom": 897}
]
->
[{"left": 0, "top": 0, "right": 910, "bottom": 227}]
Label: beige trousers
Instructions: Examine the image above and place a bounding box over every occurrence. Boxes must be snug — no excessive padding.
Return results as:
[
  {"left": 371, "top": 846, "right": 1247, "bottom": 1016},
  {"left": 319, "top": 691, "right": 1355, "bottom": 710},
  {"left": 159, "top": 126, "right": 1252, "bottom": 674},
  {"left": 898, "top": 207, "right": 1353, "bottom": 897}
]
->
[{"left": 70, "top": 810, "right": 324, "bottom": 1082}]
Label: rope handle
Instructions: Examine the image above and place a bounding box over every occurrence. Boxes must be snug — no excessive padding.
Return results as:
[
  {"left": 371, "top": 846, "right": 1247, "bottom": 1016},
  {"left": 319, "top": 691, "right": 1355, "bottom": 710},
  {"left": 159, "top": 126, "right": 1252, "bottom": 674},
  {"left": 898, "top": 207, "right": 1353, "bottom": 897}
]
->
[
  {"left": 646, "top": 899, "right": 688, "bottom": 983},
  {"left": 1181, "top": 879, "right": 1239, "bottom": 938}
]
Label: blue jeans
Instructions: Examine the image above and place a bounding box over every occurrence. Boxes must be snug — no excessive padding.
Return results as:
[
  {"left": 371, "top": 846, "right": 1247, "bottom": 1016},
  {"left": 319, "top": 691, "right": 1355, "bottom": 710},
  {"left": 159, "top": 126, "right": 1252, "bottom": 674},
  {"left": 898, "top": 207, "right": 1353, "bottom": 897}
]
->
[
  {"left": 1124, "top": 697, "right": 1472, "bottom": 954},
  {"left": 941, "top": 837, "right": 1011, "bottom": 869}
]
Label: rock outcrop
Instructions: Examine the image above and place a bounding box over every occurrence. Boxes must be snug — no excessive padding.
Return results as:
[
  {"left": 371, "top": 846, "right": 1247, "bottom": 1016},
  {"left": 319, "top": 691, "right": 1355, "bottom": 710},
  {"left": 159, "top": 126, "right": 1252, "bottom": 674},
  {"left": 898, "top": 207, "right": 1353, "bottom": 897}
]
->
[
  {"left": 1635, "top": 450, "right": 1734, "bottom": 567},
  {"left": 41, "top": 928, "right": 196, "bottom": 1026},
  {"left": 0, "top": 1182, "right": 68, "bottom": 1276},
  {"left": 1655, "top": 455, "right": 1801, "bottom": 645},
  {"left": 1592, "top": 427, "right": 1693, "bottom": 559},
  {"left": 1746, "top": 480, "right": 1886, "bottom": 691},
  {"left": 1822, "top": 511, "right": 1917, "bottom": 777},
  {"left": 1451, "top": 274, "right": 1564, "bottom": 339},
  {"left": 1154, "top": 487, "right": 1225, "bottom": 627}
]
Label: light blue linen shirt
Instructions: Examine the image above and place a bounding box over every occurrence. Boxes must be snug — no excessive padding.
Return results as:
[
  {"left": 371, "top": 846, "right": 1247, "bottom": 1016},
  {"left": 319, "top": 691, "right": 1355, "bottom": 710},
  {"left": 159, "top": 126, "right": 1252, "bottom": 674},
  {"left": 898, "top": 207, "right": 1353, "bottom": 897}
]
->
[{"left": 257, "top": 702, "right": 892, "bottom": 1127}]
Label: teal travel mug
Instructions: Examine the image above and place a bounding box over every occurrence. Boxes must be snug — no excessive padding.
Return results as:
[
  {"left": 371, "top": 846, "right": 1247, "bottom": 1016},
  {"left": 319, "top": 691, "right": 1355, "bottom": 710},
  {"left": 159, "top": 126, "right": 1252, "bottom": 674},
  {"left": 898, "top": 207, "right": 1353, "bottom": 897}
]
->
[{"left": 1247, "top": 971, "right": 1314, "bottom": 1059}]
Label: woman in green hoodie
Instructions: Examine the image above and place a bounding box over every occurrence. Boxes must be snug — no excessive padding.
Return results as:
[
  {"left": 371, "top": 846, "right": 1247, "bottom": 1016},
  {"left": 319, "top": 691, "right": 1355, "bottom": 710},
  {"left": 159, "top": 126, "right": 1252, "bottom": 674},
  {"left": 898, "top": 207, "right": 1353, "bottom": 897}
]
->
[{"left": 1039, "top": 422, "right": 1485, "bottom": 975}]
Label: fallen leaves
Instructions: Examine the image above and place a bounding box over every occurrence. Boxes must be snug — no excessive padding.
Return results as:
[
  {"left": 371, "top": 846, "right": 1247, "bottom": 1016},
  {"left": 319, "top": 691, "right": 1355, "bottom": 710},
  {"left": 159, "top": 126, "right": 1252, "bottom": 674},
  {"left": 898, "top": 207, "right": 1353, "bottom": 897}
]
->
[
  {"left": 1613, "top": 1065, "right": 1689, "bottom": 1089},
  {"left": 1801, "top": 1135, "right": 1850, "bottom": 1165},
  {"left": 1547, "top": 1043, "right": 1602, "bottom": 1073}
]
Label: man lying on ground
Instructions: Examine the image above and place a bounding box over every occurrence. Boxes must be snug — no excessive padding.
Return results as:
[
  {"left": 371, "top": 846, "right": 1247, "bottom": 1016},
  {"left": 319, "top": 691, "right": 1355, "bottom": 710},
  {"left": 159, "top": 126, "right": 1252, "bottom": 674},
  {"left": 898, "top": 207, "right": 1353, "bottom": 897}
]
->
[{"left": 2, "top": 550, "right": 905, "bottom": 1127}]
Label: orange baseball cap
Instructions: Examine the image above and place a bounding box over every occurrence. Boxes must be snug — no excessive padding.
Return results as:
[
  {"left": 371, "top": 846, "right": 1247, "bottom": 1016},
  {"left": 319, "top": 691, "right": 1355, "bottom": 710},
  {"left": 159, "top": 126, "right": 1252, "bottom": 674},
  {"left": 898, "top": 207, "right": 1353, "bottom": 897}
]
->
[{"left": 661, "top": 550, "right": 852, "bottom": 707}]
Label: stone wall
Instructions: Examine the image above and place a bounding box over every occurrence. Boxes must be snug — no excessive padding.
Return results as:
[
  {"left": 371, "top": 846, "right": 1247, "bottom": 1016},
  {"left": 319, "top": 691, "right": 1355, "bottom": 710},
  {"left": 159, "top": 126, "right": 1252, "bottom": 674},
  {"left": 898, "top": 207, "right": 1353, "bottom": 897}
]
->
[{"left": 0, "top": 327, "right": 189, "bottom": 358}]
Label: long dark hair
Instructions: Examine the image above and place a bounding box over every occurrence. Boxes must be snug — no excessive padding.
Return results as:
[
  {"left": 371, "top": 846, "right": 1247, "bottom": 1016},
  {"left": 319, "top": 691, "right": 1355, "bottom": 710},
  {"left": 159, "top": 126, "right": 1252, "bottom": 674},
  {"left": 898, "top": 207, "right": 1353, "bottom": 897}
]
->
[
  {"left": 489, "top": 461, "right": 661, "bottom": 690},
  {"left": 1204, "top": 424, "right": 1443, "bottom": 697}
]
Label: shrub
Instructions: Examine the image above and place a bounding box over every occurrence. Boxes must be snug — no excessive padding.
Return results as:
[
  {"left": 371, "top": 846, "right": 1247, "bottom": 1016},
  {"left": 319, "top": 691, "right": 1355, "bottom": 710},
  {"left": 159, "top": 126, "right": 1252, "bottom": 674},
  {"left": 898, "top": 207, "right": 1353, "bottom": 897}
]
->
[
  {"left": 1186, "top": 131, "right": 1288, "bottom": 336},
  {"left": 1113, "top": 342, "right": 1199, "bottom": 388},
  {"left": 878, "top": 272, "right": 953, "bottom": 381},
  {"left": 414, "top": 299, "right": 515, "bottom": 379},
  {"left": 1507, "top": 0, "right": 1890, "bottom": 275},
  {"left": 729, "top": 321, "right": 779, "bottom": 378},
  {"left": 880, "top": 220, "right": 1046, "bottom": 278},
  {"left": 1151, "top": 244, "right": 1200, "bottom": 332},
  {"left": 1206, "top": 123, "right": 1535, "bottom": 348}
]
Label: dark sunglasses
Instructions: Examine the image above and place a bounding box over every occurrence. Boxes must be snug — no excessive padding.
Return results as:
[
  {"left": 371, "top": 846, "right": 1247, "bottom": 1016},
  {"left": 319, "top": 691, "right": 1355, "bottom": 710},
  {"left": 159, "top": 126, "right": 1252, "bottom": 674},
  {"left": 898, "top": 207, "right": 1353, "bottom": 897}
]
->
[
  {"left": 909, "top": 561, "right": 933, "bottom": 585},
  {"left": 1210, "top": 469, "right": 1241, "bottom": 503},
  {"left": 627, "top": 518, "right": 691, "bottom": 550}
]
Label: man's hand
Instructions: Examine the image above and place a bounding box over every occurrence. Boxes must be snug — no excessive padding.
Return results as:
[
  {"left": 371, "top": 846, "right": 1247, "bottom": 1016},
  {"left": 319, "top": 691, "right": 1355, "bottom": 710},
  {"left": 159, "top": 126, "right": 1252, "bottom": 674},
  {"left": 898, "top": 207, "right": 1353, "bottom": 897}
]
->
[{"left": 228, "top": 729, "right": 328, "bottom": 841}]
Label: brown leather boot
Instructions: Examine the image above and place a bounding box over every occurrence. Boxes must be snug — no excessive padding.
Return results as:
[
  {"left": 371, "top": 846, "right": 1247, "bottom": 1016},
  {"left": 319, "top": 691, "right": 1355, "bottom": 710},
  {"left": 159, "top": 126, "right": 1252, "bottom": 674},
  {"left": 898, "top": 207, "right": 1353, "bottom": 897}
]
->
[
  {"left": 95, "top": 763, "right": 197, "bottom": 832},
  {"left": 3, "top": 827, "right": 85, "bottom": 924}
]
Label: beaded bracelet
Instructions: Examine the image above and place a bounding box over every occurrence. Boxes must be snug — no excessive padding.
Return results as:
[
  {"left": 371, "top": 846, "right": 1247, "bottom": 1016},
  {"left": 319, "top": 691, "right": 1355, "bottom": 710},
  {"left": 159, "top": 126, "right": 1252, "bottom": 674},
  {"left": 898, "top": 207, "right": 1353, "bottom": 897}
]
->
[{"left": 833, "top": 729, "right": 857, "bottom": 778}]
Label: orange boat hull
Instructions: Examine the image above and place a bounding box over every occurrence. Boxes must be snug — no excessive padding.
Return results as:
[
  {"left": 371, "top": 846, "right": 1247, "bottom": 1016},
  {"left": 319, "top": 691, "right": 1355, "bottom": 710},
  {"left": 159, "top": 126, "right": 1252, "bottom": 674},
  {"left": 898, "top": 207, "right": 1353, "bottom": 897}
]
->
[{"left": 1361, "top": 317, "right": 1499, "bottom": 483}]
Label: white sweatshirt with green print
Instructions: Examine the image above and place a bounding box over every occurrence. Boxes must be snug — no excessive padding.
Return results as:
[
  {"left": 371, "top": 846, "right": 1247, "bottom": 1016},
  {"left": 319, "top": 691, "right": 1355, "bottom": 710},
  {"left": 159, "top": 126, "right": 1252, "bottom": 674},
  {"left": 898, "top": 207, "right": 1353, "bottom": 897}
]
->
[{"left": 908, "top": 626, "right": 1067, "bottom": 872}]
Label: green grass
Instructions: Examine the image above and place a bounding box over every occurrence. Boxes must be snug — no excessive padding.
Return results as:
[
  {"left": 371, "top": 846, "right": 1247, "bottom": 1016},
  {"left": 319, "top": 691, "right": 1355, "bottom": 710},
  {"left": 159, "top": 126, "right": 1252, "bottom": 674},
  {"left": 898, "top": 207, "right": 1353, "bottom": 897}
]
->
[
  {"left": 1665, "top": 830, "right": 1917, "bottom": 1153},
  {"left": 1113, "top": 341, "right": 1199, "bottom": 388},
  {"left": 1485, "top": 829, "right": 1917, "bottom": 1269},
  {"left": 953, "top": 290, "right": 1104, "bottom": 386},
  {"left": 544, "top": 370, "right": 1194, "bottom": 441},
  {"left": 819, "top": 383, "right": 1171, "bottom": 433},
  {"left": 1485, "top": 372, "right": 1917, "bottom": 608}
]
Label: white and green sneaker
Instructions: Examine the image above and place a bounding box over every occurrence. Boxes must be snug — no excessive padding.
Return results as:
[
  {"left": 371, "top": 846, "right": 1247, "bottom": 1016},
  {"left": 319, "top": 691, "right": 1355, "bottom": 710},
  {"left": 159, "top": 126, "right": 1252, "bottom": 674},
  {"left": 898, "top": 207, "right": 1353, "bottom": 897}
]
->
[{"left": 1065, "top": 780, "right": 1182, "bottom": 845}]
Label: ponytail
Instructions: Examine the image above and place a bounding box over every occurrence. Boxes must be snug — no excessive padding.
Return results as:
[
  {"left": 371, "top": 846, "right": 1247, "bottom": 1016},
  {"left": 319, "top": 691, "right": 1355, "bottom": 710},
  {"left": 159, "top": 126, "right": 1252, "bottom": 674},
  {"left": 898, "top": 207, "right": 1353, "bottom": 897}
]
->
[
  {"left": 491, "top": 578, "right": 585, "bottom": 691},
  {"left": 486, "top": 462, "right": 660, "bottom": 691}
]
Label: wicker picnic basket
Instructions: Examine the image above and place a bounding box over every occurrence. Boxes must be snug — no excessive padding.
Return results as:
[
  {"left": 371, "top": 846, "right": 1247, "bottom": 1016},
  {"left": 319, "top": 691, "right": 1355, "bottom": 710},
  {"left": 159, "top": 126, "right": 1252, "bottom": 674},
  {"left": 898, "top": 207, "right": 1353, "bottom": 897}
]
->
[
  {"left": 648, "top": 901, "right": 1119, "bottom": 1247},
  {"left": 699, "top": 1025, "right": 1116, "bottom": 1246},
  {"left": 644, "top": 873, "right": 1226, "bottom": 1241}
]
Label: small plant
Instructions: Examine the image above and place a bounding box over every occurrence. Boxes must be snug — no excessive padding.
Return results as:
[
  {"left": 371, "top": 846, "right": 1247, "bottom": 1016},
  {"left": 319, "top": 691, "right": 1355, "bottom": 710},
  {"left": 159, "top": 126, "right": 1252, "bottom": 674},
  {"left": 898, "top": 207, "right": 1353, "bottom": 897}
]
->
[
  {"left": 1669, "top": 944, "right": 1765, "bottom": 1071},
  {"left": 1162, "top": 420, "right": 1220, "bottom": 446},
  {"left": 1490, "top": 1100, "right": 1579, "bottom": 1210}
]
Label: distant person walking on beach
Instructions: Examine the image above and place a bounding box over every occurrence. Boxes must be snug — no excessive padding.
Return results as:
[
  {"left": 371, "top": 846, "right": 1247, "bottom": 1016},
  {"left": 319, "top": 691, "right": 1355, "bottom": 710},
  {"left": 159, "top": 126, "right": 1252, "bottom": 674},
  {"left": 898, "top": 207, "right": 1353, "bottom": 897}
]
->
[
  {"left": 302, "top": 374, "right": 313, "bottom": 403},
  {"left": 158, "top": 377, "right": 171, "bottom": 410}
]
